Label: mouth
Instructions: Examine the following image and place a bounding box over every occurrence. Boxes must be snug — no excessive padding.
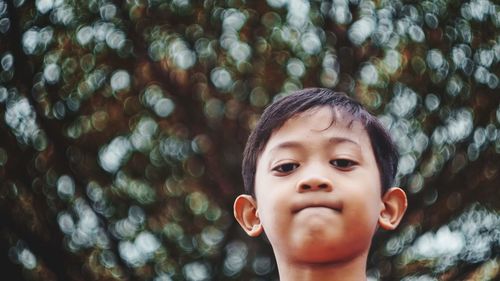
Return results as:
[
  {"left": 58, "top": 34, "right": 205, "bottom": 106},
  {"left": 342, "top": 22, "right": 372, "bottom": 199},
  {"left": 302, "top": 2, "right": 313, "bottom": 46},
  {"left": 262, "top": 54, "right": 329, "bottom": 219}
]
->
[{"left": 291, "top": 201, "right": 343, "bottom": 214}]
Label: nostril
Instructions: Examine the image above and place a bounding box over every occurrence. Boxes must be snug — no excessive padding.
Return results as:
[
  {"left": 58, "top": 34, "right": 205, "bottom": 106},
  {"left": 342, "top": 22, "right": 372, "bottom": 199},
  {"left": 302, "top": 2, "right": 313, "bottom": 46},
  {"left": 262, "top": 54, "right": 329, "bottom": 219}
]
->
[
  {"left": 297, "top": 180, "right": 332, "bottom": 192},
  {"left": 319, "top": 183, "right": 328, "bottom": 189}
]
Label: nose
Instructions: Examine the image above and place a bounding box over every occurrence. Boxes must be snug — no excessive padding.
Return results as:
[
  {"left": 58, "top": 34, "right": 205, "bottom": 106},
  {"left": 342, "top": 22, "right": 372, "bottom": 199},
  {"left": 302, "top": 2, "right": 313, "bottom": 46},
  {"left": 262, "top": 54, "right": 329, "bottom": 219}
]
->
[{"left": 296, "top": 175, "right": 333, "bottom": 193}]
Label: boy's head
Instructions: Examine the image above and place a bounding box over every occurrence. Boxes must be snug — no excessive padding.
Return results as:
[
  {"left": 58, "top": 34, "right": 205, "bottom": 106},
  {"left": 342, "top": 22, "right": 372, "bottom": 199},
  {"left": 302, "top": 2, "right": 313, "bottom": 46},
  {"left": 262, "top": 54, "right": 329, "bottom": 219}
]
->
[
  {"left": 234, "top": 88, "right": 407, "bottom": 269},
  {"left": 242, "top": 88, "right": 398, "bottom": 196}
]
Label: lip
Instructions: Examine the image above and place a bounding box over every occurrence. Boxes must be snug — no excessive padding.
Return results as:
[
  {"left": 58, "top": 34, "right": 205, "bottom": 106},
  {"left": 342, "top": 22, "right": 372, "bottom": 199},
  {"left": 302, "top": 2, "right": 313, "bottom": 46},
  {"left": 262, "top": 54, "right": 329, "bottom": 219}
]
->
[{"left": 291, "top": 200, "right": 343, "bottom": 214}]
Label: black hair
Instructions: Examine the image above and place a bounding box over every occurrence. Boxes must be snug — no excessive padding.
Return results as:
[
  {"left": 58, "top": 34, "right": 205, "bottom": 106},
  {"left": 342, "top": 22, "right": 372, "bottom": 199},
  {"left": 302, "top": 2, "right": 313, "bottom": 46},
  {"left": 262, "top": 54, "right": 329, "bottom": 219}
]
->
[{"left": 242, "top": 88, "right": 398, "bottom": 196}]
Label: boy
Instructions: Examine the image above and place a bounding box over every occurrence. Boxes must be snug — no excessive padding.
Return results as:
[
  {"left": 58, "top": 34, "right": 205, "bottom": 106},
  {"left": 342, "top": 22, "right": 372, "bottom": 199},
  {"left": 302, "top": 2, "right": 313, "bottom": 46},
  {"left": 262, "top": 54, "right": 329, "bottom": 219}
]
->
[{"left": 234, "top": 88, "right": 407, "bottom": 281}]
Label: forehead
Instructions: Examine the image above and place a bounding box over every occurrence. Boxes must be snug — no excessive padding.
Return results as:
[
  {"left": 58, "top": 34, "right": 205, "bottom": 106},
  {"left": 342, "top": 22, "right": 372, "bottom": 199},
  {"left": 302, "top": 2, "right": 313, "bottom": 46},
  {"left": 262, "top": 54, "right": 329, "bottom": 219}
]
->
[{"left": 263, "top": 106, "right": 372, "bottom": 151}]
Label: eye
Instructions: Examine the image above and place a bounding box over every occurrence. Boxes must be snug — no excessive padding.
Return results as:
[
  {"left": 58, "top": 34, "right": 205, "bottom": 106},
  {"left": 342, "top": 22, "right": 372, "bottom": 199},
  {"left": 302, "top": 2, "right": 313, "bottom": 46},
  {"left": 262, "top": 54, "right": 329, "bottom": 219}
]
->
[
  {"left": 330, "top": 159, "right": 357, "bottom": 170},
  {"left": 272, "top": 163, "right": 299, "bottom": 174}
]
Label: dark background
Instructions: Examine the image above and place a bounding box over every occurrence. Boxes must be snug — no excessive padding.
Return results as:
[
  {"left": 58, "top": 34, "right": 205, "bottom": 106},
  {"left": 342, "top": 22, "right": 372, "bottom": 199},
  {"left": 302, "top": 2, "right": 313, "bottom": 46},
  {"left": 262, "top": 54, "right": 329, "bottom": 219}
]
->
[{"left": 0, "top": 0, "right": 499, "bottom": 280}]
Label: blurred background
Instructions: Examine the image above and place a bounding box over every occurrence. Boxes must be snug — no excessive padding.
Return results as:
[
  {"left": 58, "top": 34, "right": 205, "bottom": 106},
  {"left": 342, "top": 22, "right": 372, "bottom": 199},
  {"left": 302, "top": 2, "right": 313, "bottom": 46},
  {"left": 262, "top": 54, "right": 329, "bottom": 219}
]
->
[{"left": 0, "top": 0, "right": 499, "bottom": 280}]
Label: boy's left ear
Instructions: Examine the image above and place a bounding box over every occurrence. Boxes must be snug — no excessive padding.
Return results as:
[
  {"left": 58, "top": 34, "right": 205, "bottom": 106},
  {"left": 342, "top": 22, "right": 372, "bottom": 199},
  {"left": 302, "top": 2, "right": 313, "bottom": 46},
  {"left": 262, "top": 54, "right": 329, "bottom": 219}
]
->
[{"left": 378, "top": 187, "right": 408, "bottom": 230}]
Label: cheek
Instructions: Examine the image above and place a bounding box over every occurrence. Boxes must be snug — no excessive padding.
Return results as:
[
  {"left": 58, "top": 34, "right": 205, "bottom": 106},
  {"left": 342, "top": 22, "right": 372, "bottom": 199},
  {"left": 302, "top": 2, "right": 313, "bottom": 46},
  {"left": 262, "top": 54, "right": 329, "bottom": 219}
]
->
[
  {"left": 346, "top": 188, "right": 383, "bottom": 224},
  {"left": 257, "top": 193, "right": 284, "bottom": 223},
  {"left": 254, "top": 169, "right": 288, "bottom": 217},
  {"left": 255, "top": 191, "right": 291, "bottom": 237}
]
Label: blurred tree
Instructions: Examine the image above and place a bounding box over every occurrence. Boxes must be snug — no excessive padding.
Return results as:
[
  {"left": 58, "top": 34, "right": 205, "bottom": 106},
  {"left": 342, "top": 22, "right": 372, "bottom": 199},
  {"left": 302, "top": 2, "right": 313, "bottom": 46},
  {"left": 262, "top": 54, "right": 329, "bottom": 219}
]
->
[{"left": 0, "top": 0, "right": 499, "bottom": 280}]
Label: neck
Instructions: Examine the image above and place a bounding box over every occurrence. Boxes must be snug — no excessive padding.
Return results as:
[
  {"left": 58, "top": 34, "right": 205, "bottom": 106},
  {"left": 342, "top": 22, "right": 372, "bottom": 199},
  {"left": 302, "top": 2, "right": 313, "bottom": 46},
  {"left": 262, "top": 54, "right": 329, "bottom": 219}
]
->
[{"left": 275, "top": 252, "right": 369, "bottom": 281}]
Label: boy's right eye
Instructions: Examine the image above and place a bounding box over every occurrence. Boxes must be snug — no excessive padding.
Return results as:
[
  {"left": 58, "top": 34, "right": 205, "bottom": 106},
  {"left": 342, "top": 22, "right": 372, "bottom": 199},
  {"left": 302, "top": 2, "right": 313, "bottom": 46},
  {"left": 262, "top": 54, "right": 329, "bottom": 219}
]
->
[{"left": 272, "top": 163, "right": 299, "bottom": 174}]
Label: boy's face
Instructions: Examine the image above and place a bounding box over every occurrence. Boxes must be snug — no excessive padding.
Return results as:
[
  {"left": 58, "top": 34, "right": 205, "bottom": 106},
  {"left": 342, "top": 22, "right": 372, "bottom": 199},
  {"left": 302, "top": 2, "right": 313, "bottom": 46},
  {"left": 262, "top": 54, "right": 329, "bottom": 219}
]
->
[{"left": 253, "top": 106, "right": 386, "bottom": 263}]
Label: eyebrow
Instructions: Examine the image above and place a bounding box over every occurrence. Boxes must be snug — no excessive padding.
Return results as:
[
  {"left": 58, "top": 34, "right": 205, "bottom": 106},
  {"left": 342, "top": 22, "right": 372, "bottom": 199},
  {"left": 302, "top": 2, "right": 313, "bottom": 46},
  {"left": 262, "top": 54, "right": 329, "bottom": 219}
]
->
[
  {"left": 268, "top": 137, "right": 360, "bottom": 154},
  {"left": 328, "top": 136, "right": 360, "bottom": 146}
]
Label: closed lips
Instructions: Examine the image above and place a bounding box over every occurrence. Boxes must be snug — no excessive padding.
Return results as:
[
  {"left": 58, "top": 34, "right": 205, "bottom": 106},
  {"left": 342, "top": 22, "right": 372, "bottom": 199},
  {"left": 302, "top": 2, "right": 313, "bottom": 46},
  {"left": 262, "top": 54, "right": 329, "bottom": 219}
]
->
[{"left": 291, "top": 200, "right": 343, "bottom": 213}]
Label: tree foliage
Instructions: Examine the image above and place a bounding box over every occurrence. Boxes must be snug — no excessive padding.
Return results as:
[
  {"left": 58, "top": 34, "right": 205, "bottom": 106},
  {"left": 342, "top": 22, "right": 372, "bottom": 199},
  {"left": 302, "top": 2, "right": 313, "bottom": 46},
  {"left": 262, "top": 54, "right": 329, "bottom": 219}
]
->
[{"left": 0, "top": 0, "right": 499, "bottom": 280}]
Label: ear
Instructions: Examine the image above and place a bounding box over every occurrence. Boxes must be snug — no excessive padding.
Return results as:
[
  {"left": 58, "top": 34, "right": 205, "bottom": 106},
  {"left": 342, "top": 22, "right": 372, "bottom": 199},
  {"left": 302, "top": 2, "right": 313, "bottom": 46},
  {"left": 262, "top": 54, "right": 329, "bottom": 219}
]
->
[
  {"left": 378, "top": 187, "right": 408, "bottom": 230},
  {"left": 233, "top": 195, "right": 263, "bottom": 237}
]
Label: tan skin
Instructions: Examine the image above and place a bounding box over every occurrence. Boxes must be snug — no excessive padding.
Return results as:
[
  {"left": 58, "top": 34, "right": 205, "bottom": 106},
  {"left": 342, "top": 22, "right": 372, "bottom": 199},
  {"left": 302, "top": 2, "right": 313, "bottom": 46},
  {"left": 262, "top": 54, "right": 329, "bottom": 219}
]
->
[{"left": 235, "top": 106, "right": 407, "bottom": 281}]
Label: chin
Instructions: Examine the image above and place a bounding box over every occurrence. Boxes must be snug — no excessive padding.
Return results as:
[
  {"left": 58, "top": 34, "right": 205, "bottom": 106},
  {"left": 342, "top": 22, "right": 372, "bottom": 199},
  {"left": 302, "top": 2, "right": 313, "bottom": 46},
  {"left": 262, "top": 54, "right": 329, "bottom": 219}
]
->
[
  {"left": 286, "top": 234, "right": 370, "bottom": 264},
  {"left": 293, "top": 225, "right": 341, "bottom": 245}
]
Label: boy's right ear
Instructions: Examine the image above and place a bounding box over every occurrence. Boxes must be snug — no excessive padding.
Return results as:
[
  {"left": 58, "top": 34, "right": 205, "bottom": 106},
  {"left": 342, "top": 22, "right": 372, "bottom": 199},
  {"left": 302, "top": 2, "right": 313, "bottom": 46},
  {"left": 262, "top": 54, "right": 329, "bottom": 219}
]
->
[{"left": 233, "top": 195, "right": 263, "bottom": 237}]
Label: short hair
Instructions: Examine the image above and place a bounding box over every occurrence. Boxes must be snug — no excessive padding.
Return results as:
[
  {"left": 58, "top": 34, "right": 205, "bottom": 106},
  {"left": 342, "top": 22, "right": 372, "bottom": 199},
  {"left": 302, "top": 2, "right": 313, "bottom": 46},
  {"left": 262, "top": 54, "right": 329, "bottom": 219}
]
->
[{"left": 242, "top": 88, "right": 398, "bottom": 196}]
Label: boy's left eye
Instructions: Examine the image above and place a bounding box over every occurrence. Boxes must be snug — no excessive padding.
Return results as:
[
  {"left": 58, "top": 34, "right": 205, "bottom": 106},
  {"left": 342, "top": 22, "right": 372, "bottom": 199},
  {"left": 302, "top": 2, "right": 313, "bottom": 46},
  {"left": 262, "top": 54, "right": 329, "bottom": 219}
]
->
[{"left": 330, "top": 159, "right": 357, "bottom": 169}]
